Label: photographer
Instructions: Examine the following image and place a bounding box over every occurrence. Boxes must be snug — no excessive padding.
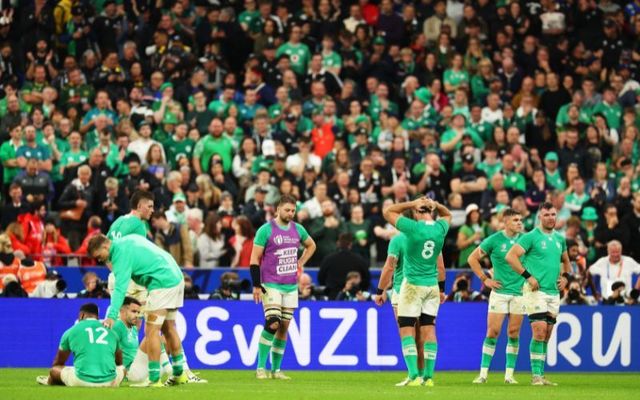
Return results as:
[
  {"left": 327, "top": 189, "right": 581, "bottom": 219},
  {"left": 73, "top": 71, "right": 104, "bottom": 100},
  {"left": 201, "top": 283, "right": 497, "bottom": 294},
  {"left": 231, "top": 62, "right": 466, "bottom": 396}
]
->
[
  {"left": 446, "top": 273, "right": 484, "bottom": 303},
  {"left": 336, "top": 271, "right": 371, "bottom": 302},
  {"left": 603, "top": 282, "right": 627, "bottom": 306},
  {"left": 31, "top": 270, "right": 67, "bottom": 298},
  {"left": 209, "top": 271, "right": 249, "bottom": 300},
  {"left": 183, "top": 273, "right": 200, "bottom": 300},
  {"left": 77, "top": 271, "right": 109, "bottom": 299},
  {"left": 560, "top": 280, "right": 589, "bottom": 306},
  {"left": 298, "top": 272, "right": 326, "bottom": 301}
]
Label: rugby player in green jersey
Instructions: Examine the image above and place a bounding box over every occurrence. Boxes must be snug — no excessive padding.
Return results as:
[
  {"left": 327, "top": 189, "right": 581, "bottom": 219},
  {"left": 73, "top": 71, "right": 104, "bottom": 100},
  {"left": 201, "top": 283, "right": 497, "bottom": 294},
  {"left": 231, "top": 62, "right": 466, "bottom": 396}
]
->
[
  {"left": 506, "top": 202, "right": 572, "bottom": 386},
  {"left": 107, "top": 190, "right": 154, "bottom": 240},
  {"left": 89, "top": 234, "right": 187, "bottom": 387},
  {"left": 36, "top": 303, "right": 125, "bottom": 387},
  {"left": 468, "top": 208, "right": 525, "bottom": 384},
  {"left": 376, "top": 208, "right": 446, "bottom": 386},
  {"left": 383, "top": 197, "right": 451, "bottom": 387}
]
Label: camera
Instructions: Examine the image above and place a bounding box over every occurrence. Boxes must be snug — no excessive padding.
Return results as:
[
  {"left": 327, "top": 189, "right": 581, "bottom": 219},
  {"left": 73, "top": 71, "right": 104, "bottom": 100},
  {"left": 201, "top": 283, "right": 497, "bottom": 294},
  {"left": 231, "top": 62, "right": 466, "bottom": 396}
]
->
[
  {"left": 221, "top": 279, "right": 250, "bottom": 293},
  {"left": 311, "top": 285, "right": 327, "bottom": 297}
]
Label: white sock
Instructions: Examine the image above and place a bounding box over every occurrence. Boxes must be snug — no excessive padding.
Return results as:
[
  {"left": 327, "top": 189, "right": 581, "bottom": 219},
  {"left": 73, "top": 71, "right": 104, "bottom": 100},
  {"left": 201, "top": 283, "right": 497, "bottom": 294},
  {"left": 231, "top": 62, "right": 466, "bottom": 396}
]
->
[
  {"left": 128, "top": 350, "right": 149, "bottom": 383},
  {"left": 505, "top": 368, "right": 514, "bottom": 379},
  {"left": 480, "top": 367, "right": 488, "bottom": 378}
]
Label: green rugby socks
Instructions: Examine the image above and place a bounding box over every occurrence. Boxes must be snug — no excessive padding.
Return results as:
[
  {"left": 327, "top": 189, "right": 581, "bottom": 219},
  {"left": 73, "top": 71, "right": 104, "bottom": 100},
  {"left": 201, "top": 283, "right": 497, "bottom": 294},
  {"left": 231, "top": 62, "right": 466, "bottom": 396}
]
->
[
  {"left": 479, "top": 337, "right": 496, "bottom": 377},
  {"left": 171, "top": 351, "right": 185, "bottom": 376},
  {"left": 423, "top": 341, "right": 438, "bottom": 379},
  {"left": 149, "top": 360, "right": 160, "bottom": 382},
  {"left": 257, "top": 330, "right": 275, "bottom": 369},
  {"left": 530, "top": 339, "right": 545, "bottom": 377},
  {"left": 271, "top": 338, "right": 287, "bottom": 371},
  {"left": 505, "top": 337, "right": 519, "bottom": 378},
  {"left": 401, "top": 336, "right": 419, "bottom": 379}
]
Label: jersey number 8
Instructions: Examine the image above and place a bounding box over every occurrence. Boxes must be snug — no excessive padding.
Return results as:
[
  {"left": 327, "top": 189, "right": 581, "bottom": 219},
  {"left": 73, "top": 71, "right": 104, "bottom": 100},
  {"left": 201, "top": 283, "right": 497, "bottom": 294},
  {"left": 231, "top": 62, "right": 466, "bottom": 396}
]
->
[
  {"left": 85, "top": 327, "right": 109, "bottom": 345},
  {"left": 422, "top": 240, "right": 435, "bottom": 259}
]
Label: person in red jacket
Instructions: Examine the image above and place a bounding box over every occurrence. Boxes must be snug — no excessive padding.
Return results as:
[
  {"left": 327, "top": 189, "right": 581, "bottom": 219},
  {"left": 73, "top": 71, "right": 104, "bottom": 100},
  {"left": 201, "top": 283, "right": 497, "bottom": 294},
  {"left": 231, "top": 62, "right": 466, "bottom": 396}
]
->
[
  {"left": 74, "top": 216, "right": 103, "bottom": 266},
  {"left": 18, "top": 203, "right": 46, "bottom": 260},
  {"left": 229, "top": 216, "right": 254, "bottom": 268},
  {"left": 5, "top": 222, "right": 31, "bottom": 256},
  {"left": 42, "top": 219, "right": 72, "bottom": 266}
]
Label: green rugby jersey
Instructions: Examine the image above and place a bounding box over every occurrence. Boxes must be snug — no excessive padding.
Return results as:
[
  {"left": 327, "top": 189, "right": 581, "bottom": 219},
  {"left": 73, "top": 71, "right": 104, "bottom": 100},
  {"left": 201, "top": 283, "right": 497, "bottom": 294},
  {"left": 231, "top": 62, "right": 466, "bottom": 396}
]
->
[
  {"left": 112, "top": 320, "right": 139, "bottom": 369},
  {"left": 479, "top": 231, "right": 523, "bottom": 296},
  {"left": 395, "top": 217, "right": 449, "bottom": 287},
  {"left": 387, "top": 233, "right": 406, "bottom": 293},
  {"left": 276, "top": 42, "right": 311, "bottom": 76},
  {"left": 107, "top": 235, "right": 183, "bottom": 319},
  {"left": 107, "top": 214, "right": 148, "bottom": 240},
  {"left": 59, "top": 319, "right": 119, "bottom": 383},
  {"left": 516, "top": 227, "right": 566, "bottom": 295}
]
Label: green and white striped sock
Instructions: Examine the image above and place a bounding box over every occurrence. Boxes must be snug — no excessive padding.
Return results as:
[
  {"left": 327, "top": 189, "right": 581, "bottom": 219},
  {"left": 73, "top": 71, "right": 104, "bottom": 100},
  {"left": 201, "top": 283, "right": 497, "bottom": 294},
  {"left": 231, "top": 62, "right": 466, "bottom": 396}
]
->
[{"left": 401, "top": 336, "right": 419, "bottom": 380}]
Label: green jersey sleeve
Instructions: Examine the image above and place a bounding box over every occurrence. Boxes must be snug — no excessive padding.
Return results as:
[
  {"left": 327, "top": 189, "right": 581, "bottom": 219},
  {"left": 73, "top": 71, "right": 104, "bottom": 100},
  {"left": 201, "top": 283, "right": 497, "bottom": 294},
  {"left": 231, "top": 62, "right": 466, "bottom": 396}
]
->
[
  {"left": 516, "top": 231, "right": 533, "bottom": 252},
  {"left": 387, "top": 234, "right": 403, "bottom": 258},
  {"left": 253, "top": 223, "right": 272, "bottom": 247},
  {"left": 59, "top": 328, "right": 71, "bottom": 351},
  {"left": 295, "top": 223, "right": 310, "bottom": 242},
  {"left": 396, "top": 216, "right": 418, "bottom": 234},
  {"left": 479, "top": 234, "right": 495, "bottom": 255},
  {"left": 435, "top": 219, "right": 450, "bottom": 236},
  {"left": 107, "top": 249, "right": 134, "bottom": 320}
]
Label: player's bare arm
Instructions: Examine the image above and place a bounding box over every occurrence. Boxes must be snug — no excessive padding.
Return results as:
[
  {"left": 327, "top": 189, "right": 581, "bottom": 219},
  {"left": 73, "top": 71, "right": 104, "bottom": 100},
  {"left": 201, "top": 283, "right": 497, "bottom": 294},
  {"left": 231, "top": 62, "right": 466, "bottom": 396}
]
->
[
  {"left": 383, "top": 197, "right": 429, "bottom": 226},
  {"left": 558, "top": 251, "right": 572, "bottom": 290},
  {"left": 437, "top": 253, "right": 446, "bottom": 304},
  {"left": 506, "top": 244, "right": 539, "bottom": 291},
  {"left": 468, "top": 247, "right": 502, "bottom": 290},
  {"left": 375, "top": 255, "right": 397, "bottom": 306}
]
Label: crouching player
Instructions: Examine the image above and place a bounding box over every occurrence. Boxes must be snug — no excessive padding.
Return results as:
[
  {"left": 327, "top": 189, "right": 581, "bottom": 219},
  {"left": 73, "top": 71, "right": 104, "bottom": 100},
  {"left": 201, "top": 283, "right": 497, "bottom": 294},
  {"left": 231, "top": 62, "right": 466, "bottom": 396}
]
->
[
  {"left": 89, "top": 233, "right": 188, "bottom": 387},
  {"left": 36, "top": 303, "right": 125, "bottom": 387}
]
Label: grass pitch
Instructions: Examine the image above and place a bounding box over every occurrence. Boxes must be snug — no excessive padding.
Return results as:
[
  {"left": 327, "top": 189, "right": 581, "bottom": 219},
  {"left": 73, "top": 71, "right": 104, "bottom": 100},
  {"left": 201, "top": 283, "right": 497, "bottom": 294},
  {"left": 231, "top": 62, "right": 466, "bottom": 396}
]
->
[{"left": 1, "top": 369, "right": 637, "bottom": 400}]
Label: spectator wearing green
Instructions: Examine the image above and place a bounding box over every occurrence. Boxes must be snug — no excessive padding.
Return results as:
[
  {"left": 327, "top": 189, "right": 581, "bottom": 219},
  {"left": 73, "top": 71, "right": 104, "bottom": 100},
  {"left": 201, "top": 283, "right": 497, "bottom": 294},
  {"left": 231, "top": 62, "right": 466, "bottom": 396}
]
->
[
  {"left": 164, "top": 122, "right": 195, "bottom": 170},
  {"left": 80, "top": 90, "right": 118, "bottom": 135},
  {"left": 276, "top": 25, "right": 311, "bottom": 76},
  {"left": 565, "top": 176, "right": 589, "bottom": 213},
  {"left": 320, "top": 35, "right": 342, "bottom": 74},
  {"left": 440, "top": 112, "right": 483, "bottom": 154},
  {"left": 186, "top": 89, "right": 217, "bottom": 133},
  {"left": 0, "top": 82, "right": 30, "bottom": 118},
  {"left": 443, "top": 54, "right": 470, "bottom": 95},
  {"left": 543, "top": 152, "right": 565, "bottom": 190},
  {"left": 193, "top": 118, "right": 234, "bottom": 175},
  {"left": 0, "top": 124, "right": 23, "bottom": 187},
  {"left": 477, "top": 144, "right": 502, "bottom": 181},
  {"left": 16, "top": 125, "right": 52, "bottom": 172},
  {"left": 592, "top": 88, "right": 622, "bottom": 130},
  {"left": 106, "top": 133, "right": 131, "bottom": 179},
  {"left": 500, "top": 154, "right": 526, "bottom": 193},
  {"left": 457, "top": 204, "right": 490, "bottom": 268},
  {"left": 470, "top": 58, "right": 493, "bottom": 103},
  {"left": 238, "top": 0, "right": 259, "bottom": 31},
  {"left": 208, "top": 86, "right": 237, "bottom": 118},
  {"left": 469, "top": 104, "right": 494, "bottom": 142},
  {"left": 60, "top": 68, "right": 95, "bottom": 112}
]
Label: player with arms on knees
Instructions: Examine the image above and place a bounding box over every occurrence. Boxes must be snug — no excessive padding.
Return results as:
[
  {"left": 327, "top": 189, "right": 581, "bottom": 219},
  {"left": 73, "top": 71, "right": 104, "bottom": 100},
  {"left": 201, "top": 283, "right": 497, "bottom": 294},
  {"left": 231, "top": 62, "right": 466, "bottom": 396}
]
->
[
  {"left": 382, "top": 197, "right": 451, "bottom": 387},
  {"left": 89, "top": 233, "right": 188, "bottom": 387},
  {"left": 250, "top": 194, "right": 316, "bottom": 380},
  {"left": 36, "top": 303, "right": 125, "bottom": 387},
  {"left": 113, "top": 296, "right": 173, "bottom": 383},
  {"left": 468, "top": 208, "right": 525, "bottom": 384},
  {"left": 505, "top": 202, "right": 571, "bottom": 386}
]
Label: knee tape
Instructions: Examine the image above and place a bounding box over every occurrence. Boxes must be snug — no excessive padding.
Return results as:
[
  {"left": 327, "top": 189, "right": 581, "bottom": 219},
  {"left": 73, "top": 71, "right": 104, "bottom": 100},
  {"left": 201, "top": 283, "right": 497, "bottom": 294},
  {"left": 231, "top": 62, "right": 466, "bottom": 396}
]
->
[
  {"left": 146, "top": 312, "right": 166, "bottom": 326},
  {"left": 419, "top": 313, "right": 436, "bottom": 326},
  {"left": 528, "top": 312, "right": 547, "bottom": 322},
  {"left": 398, "top": 316, "right": 417, "bottom": 328},
  {"left": 264, "top": 306, "right": 282, "bottom": 320},
  {"left": 165, "top": 309, "right": 177, "bottom": 321},
  {"left": 281, "top": 308, "right": 294, "bottom": 321},
  {"left": 264, "top": 316, "right": 281, "bottom": 334}
]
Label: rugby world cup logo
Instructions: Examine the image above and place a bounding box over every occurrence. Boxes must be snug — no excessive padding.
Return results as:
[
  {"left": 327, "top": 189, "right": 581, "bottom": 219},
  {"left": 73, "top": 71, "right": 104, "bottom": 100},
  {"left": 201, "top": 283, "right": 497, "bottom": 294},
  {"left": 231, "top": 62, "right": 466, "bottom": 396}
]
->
[{"left": 274, "top": 235, "right": 283, "bottom": 245}]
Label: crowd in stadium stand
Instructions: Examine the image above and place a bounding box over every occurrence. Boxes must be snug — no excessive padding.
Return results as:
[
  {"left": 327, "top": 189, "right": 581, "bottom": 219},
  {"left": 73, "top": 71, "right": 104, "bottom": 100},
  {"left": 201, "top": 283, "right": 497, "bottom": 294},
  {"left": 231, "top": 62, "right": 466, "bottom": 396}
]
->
[{"left": 0, "top": 0, "right": 640, "bottom": 305}]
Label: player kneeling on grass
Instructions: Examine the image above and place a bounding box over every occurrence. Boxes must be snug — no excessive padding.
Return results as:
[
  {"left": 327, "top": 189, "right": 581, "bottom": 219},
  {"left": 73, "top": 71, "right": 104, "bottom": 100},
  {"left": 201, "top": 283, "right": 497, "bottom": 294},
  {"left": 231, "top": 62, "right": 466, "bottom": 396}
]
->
[
  {"left": 36, "top": 303, "right": 125, "bottom": 387},
  {"left": 375, "top": 208, "right": 446, "bottom": 386},
  {"left": 382, "top": 197, "right": 451, "bottom": 387},
  {"left": 89, "top": 233, "right": 189, "bottom": 387},
  {"left": 250, "top": 195, "right": 316, "bottom": 380},
  {"left": 113, "top": 296, "right": 173, "bottom": 383},
  {"left": 467, "top": 208, "right": 525, "bottom": 384},
  {"left": 505, "top": 202, "right": 571, "bottom": 386}
]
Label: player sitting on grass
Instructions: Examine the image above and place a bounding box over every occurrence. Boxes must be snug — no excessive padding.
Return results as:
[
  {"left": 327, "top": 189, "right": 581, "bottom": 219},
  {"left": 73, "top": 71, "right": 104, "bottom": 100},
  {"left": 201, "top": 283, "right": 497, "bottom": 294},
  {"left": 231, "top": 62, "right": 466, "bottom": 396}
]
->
[
  {"left": 506, "top": 202, "right": 571, "bottom": 386},
  {"left": 113, "top": 296, "right": 173, "bottom": 383},
  {"left": 36, "top": 303, "right": 125, "bottom": 387},
  {"left": 89, "top": 233, "right": 188, "bottom": 387},
  {"left": 468, "top": 208, "right": 525, "bottom": 384},
  {"left": 382, "top": 197, "right": 451, "bottom": 387},
  {"left": 375, "top": 208, "right": 445, "bottom": 386}
]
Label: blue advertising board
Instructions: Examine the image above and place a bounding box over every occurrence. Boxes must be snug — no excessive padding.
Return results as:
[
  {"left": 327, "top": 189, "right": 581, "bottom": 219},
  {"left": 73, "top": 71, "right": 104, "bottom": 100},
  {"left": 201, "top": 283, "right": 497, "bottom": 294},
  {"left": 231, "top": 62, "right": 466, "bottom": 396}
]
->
[{"left": 0, "top": 299, "right": 637, "bottom": 371}]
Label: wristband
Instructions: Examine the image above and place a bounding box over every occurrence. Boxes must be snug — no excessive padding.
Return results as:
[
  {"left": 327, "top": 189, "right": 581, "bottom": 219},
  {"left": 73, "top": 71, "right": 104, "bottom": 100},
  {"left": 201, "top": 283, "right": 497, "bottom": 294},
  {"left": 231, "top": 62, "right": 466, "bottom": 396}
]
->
[
  {"left": 480, "top": 275, "right": 488, "bottom": 282},
  {"left": 521, "top": 270, "right": 532, "bottom": 279},
  {"left": 376, "top": 288, "right": 384, "bottom": 296},
  {"left": 438, "top": 280, "right": 445, "bottom": 292},
  {"left": 562, "top": 272, "right": 572, "bottom": 281},
  {"left": 250, "top": 264, "right": 261, "bottom": 287}
]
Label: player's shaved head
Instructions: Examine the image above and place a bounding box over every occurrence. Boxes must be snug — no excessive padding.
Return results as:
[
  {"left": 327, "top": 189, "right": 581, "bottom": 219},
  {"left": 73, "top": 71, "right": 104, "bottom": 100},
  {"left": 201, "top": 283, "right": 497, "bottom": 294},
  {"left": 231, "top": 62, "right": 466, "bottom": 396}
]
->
[{"left": 79, "top": 303, "right": 99, "bottom": 318}]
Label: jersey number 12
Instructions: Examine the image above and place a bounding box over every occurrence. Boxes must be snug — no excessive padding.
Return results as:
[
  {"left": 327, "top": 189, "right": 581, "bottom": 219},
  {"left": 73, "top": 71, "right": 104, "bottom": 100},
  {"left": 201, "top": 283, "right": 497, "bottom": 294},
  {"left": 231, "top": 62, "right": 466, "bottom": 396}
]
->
[
  {"left": 422, "top": 240, "right": 435, "bottom": 259},
  {"left": 85, "top": 327, "right": 109, "bottom": 345}
]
